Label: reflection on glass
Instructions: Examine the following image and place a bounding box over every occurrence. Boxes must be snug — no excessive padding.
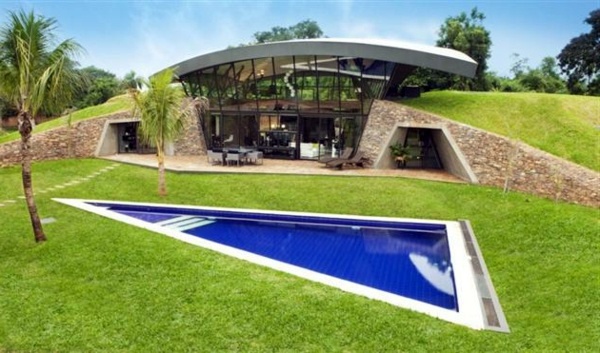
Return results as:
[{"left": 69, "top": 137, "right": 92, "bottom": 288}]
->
[{"left": 179, "top": 54, "right": 395, "bottom": 158}]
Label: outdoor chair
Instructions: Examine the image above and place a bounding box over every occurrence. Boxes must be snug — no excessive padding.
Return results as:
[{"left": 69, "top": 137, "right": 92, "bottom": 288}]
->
[
  {"left": 246, "top": 151, "right": 263, "bottom": 165},
  {"left": 318, "top": 147, "right": 353, "bottom": 164},
  {"left": 207, "top": 150, "right": 224, "bottom": 165},
  {"left": 225, "top": 151, "right": 244, "bottom": 166},
  {"left": 325, "top": 151, "right": 366, "bottom": 170}
]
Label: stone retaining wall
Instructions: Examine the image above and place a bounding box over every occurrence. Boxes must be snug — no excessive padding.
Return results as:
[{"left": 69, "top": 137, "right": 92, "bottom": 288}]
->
[
  {"left": 0, "top": 112, "right": 127, "bottom": 167},
  {"left": 0, "top": 110, "right": 206, "bottom": 167},
  {"left": 360, "top": 100, "right": 599, "bottom": 208}
]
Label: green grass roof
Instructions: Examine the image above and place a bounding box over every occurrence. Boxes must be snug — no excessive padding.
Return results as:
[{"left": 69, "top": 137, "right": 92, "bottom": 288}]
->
[
  {"left": 401, "top": 91, "right": 600, "bottom": 171},
  {"left": 0, "top": 94, "right": 133, "bottom": 145}
]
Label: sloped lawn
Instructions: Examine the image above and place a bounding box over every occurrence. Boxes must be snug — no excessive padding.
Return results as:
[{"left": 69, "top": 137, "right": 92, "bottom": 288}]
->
[{"left": 0, "top": 159, "right": 598, "bottom": 352}]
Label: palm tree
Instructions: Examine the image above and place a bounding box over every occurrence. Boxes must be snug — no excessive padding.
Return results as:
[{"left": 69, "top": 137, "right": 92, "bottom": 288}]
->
[
  {"left": 121, "top": 70, "right": 143, "bottom": 92},
  {"left": 132, "top": 68, "right": 196, "bottom": 197},
  {"left": 0, "top": 10, "right": 84, "bottom": 242}
]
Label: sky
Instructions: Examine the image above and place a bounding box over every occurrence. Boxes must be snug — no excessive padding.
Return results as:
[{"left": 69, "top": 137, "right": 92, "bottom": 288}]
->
[{"left": 1, "top": 0, "right": 598, "bottom": 78}]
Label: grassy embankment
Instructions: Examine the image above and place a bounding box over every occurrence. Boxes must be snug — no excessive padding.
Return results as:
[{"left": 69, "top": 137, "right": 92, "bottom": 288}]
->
[
  {"left": 401, "top": 91, "right": 600, "bottom": 171},
  {"left": 0, "top": 159, "right": 598, "bottom": 352},
  {"left": 0, "top": 94, "right": 132, "bottom": 145}
]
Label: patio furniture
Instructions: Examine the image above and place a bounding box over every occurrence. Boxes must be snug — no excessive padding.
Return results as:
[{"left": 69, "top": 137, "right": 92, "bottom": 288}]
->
[
  {"left": 318, "top": 147, "right": 353, "bottom": 164},
  {"left": 325, "top": 151, "right": 366, "bottom": 170},
  {"left": 225, "top": 150, "right": 245, "bottom": 166},
  {"left": 207, "top": 150, "right": 224, "bottom": 165},
  {"left": 246, "top": 151, "right": 263, "bottom": 165}
]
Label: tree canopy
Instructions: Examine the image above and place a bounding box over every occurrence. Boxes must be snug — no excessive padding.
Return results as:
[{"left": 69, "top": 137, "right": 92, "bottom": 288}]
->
[
  {"left": 251, "top": 19, "right": 323, "bottom": 44},
  {"left": 557, "top": 9, "right": 600, "bottom": 95},
  {"left": 74, "top": 66, "right": 120, "bottom": 108},
  {"left": 436, "top": 7, "right": 492, "bottom": 91}
]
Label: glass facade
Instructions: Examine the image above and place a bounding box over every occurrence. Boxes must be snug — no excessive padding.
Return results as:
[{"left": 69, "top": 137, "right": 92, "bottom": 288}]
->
[{"left": 180, "top": 55, "right": 396, "bottom": 160}]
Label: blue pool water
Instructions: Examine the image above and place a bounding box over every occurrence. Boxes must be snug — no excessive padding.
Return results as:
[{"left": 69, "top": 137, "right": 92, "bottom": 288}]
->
[{"left": 91, "top": 202, "right": 458, "bottom": 311}]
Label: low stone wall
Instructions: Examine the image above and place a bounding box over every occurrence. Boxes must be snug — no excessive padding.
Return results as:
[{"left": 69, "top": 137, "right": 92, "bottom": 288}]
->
[
  {"left": 0, "top": 112, "right": 126, "bottom": 167},
  {"left": 0, "top": 110, "right": 206, "bottom": 167},
  {"left": 360, "top": 100, "right": 599, "bottom": 208}
]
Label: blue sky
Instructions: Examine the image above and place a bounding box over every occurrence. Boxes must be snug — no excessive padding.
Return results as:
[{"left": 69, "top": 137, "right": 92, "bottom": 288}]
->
[{"left": 1, "top": 0, "right": 598, "bottom": 78}]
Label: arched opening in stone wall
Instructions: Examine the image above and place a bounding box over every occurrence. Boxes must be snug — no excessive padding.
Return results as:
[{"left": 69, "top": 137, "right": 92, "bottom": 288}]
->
[
  {"left": 95, "top": 119, "right": 156, "bottom": 157},
  {"left": 373, "top": 123, "right": 478, "bottom": 183}
]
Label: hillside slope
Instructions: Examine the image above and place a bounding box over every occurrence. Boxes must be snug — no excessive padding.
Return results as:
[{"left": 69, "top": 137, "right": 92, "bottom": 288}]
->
[
  {"left": 0, "top": 95, "right": 132, "bottom": 145},
  {"left": 400, "top": 91, "right": 600, "bottom": 171}
]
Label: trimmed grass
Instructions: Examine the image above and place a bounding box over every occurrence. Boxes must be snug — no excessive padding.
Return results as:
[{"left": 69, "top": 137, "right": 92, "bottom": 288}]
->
[
  {"left": 400, "top": 91, "right": 600, "bottom": 171},
  {"left": 0, "top": 158, "right": 598, "bottom": 352},
  {"left": 0, "top": 95, "right": 133, "bottom": 145}
]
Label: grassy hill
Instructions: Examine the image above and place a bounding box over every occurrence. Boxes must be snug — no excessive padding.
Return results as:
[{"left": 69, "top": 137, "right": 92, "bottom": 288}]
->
[
  {"left": 0, "top": 94, "right": 132, "bottom": 145},
  {"left": 401, "top": 91, "right": 600, "bottom": 171}
]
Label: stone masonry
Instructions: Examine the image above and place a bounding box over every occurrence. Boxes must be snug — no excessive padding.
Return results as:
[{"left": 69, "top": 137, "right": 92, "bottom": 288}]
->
[
  {"left": 360, "top": 100, "right": 599, "bottom": 208},
  {"left": 0, "top": 109, "right": 206, "bottom": 167}
]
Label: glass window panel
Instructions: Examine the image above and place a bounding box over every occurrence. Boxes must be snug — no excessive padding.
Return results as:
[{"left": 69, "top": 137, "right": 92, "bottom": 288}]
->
[
  {"left": 196, "top": 69, "right": 220, "bottom": 108},
  {"left": 252, "top": 57, "right": 276, "bottom": 109},
  {"left": 234, "top": 60, "right": 258, "bottom": 111},
  {"left": 362, "top": 59, "right": 388, "bottom": 79},
  {"left": 294, "top": 55, "right": 319, "bottom": 113},
  {"left": 207, "top": 114, "right": 221, "bottom": 148},
  {"left": 315, "top": 56, "right": 338, "bottom": 113},
  {"left": 240, "top": 114, "right": 259, "bottom": 148},
  {"left": 340, "top": 116, "right": 360, "bottom": 151},
  {"left": 217, "top": 64, "right": 238, "bottom": 111},
  {"left": 339, "top": 75, "right": 358, "bottom": 101},
  {"left": 280, "top": 115, "right": 297, "bottom": 132},
  {"left": 221, "top": 114, "right": 239, "bottom": 148},
  {"left": 273, "top": 56, "right": 296, "bottom": 110}
]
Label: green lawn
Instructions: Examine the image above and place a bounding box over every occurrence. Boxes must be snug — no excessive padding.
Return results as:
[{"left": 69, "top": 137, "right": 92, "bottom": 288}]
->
[
  {"left": 0, "top": 159, "right": 598, "bottom": 352},
  {"left": 401, "top": 91, "right": 600, "bottom": 171},
  {"left": 0, "top": 95, "right": 133, "bottom": 145}
]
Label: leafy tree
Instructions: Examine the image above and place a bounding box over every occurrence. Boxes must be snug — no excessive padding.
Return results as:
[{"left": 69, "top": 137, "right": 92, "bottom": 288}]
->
[
  {"left": 74, "top": 66, "right": 120, "bottom": 108},
  {"left": 436, "top": 7, "right": 492, "bottom": 90},
  {"left": 131, "top": 68, "right": 191, "bottom": 197},
  {"left": 252, "top": 19, "right": 323, "bottom": 44},
  {"left": 509, "top": 55, "right": 566, "bottom": 93},
  {"left": 510, "top": 53, "right": 529, "bottom": 79},
  {"left": 0, "top": 10, "right": 84, "bottom": 242},
  {"left": 121, "top": 70, "right": 143, "bottom": 92},
  {"left": 557, "top": 9, "right": 600, "bottom": 95}
]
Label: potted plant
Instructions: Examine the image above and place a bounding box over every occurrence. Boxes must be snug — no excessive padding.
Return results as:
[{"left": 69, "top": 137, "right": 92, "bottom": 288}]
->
[{"left": 389, "top": 142, "right": 411, "bottom": 168}]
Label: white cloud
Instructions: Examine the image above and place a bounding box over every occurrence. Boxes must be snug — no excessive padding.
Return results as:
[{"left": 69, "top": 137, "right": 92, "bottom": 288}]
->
[
  {"left": 395, "top": 19, "right": 440, "bottom": 45},
  {"left": 86, "top": 2, "right": 273, "bottom": 78}
]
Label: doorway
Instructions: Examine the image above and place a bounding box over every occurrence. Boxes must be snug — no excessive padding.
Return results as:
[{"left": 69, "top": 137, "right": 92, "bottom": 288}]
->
[{"left": 117, "top": 122, "right": 156, "bottom": 154}]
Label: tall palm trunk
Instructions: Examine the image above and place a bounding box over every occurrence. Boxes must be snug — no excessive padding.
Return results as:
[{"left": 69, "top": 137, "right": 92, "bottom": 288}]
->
[
  {"left": 19, "top": 111, "right": 46, "bottom": 242},
  {"left": 156, "top": 146, "right": 167, "bottom": 197}
]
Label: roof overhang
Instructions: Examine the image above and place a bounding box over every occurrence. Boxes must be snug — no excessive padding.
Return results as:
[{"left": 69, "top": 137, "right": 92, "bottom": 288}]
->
[{"left": 168, "top": 38, "right": 478, "bottom": 79}]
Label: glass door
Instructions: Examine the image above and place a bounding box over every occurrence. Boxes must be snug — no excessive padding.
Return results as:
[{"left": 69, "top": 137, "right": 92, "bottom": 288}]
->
[
  {"left": 299, "top": 116, "right": 336, "bottom": 160},
  {"left": 258, "top": 114, "right": 297, "bottom": 159}
]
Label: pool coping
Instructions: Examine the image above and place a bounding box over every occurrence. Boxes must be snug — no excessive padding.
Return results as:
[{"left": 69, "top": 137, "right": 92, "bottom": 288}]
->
[
  {"left": 53, "top": 198, "right": 509, "bottom": 332},
  {"left": 459, "top": 220, "right": 510, "bottom": 332}
]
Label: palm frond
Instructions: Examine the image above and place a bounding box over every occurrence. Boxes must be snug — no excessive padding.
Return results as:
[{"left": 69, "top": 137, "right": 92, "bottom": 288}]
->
[
  {"left": 133, "top": 68, "right": 188, "bottom": 149},
  {"left": 0, "top": 9, "right": 84, "bottom": 116}
]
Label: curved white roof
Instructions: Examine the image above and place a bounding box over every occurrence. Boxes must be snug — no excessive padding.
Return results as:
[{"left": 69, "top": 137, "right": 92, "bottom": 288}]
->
[{"left": 170, "top": 38, "right": 478, "bottom": 79}]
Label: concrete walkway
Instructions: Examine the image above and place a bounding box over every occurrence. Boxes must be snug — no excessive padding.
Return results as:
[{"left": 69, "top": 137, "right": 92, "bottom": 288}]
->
[{"left": 102, "top": 154, "right": 464, "bottom": 184}]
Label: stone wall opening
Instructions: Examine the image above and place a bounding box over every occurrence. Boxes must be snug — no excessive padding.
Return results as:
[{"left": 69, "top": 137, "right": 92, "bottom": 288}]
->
[{"left": 372, "top": 123, "right": 478, "bottom": 183}]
